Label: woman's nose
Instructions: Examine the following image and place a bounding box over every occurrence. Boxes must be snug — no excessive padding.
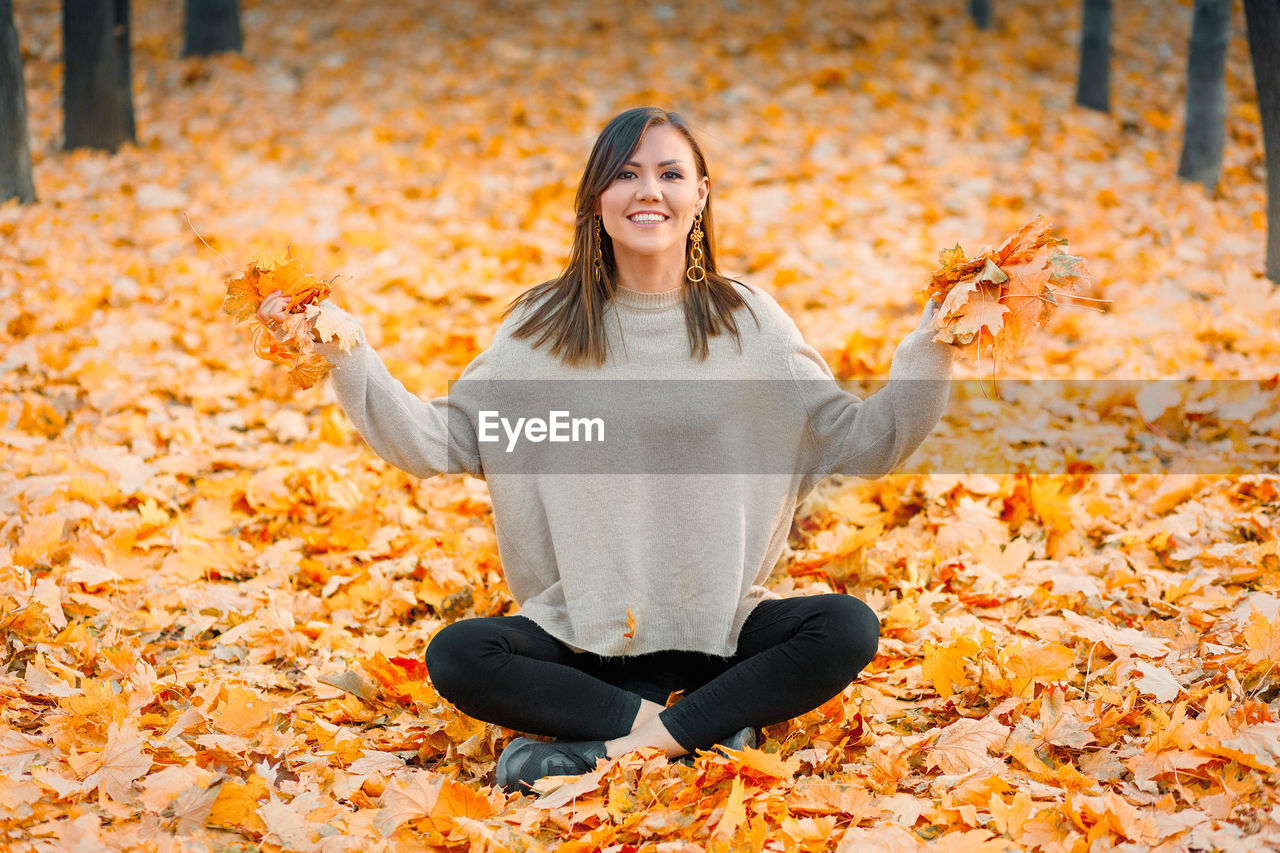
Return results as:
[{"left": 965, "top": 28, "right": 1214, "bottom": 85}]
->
[{"left": 636, "top": 175, "right": 662, "bottom": 200}]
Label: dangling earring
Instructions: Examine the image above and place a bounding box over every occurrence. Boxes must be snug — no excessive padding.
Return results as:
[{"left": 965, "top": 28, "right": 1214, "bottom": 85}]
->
[
  {"left": 593, "top": 215, "right": 604, "bottom": 283},
  {"left": 686, "top": 211, "right": 706, "bottom": 284}
]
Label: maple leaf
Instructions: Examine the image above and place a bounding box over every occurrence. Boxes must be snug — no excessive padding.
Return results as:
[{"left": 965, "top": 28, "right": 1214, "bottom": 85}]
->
[
  {"left": 88, "top": 721, "right": 152, "bottom": 802},
  {"left": 373, "top": 772, "right": 443, "bottom": 837},
  {"left": 259, "top": 794, "right": 325, "bottom": 850},
  {"left": 222, "top": 252, "right": 333, "bottom": 318},
  {"left": 208, "top": 685, "right": 276, "bottom": 736},
  {"left": 835, "top": 825, "right": 929, "bottom": 853},
  {"left": 13, "top": 513, "right": 65, "bottom": 567},
  {"left": 138, "top": 765, "right": 214, "bottom": 813},
  {"left": 306, "top": 302, "right": 361, "bottom": 350},
  {"left": 527, "top": 764, "right": 612, "bottom": 809},
  {"left": 927, "top": 716, "right": 1010, "bottom": 775},
  {"left": 722, "top": 744, "right": 802, "bottom": 780},
  {"left": 169, "top": 784, "right": 221, "bottom": 835},
  {"left": 362, "top": 652, "right": 428, "bottom": 704},
  {"left": 1004, "top": 642, "right": 1075, "bottom": 698},
  {"left": 713, "top": 776, "right": 748, "bottom": 838},
  {"left": 221, "top": 274, "right": 262, "bottom": 322},
  {"left": 317, "top": 669, "right": 380, "bottom": 702},
  {"left": 922, "top": 636, "right": 979, "bottom": 700},
  {"left": 388, "top": 656, "right": 429, "bottom": 681},
  {"left": 1130, "top": 661, "right": 1182, "bottom": 703},
  {"left": 427, "top": 779, "right": 495, "bottom": 831},
  {"left": 287, "top": 350, "right": 335, "bottom": 390},
  {"left": 936, "top": 280, "right": 1009, "bottom": 346},
  {"left": 922, "top": 214, "right": 1096, "bottom": 365},
  {"left": 999, "top": 253, "right": 1056, "bottom": 350},
  {"left": 224, "top": 253, "right": 347, "bottom": 389},
  {"left": 371, "top": 773, "right": 494, "bottom": 839},
  {"left": 1243, "top": 612, "right": 1280, "bottom": 669},
  {"left": 207, "top": 776, "right": 269, "bottom": 833},
  {"left": 1032, "top": 688, "right": 1095, "bottom": 749}
]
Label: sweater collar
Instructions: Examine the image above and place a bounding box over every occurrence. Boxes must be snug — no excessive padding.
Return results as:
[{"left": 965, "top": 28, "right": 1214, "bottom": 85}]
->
[{"left": 612, "top": 284, "right": 684, "bottom": 311}]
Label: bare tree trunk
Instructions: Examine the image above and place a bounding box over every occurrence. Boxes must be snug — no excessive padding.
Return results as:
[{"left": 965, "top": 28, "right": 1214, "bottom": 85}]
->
[
  {"left": 969, "top": 0, "right": 991, "bottom": 30},
  {"left": 1178, "top": 0, "right": 1231, "bottom": 190},
  {"left": 183, "top": 0, "right": 241, "bottom": 57},
  {"left": 1244, "top": 0, "right": 1280, "bottom": 283},
  {"left": 1076, "top": 0, "right": 1112, "bottom": 112},
  {"left": 1, "top": 0, "right": 34, "bottom": 202},
  {"left": 63, "top": 0, "right": 135, "bottom": 152}
]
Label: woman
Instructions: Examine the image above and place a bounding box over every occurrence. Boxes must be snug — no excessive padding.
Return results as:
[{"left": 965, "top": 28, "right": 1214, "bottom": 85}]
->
[{"left": 259, "top": 107, "right": 954, "bottom": 793}]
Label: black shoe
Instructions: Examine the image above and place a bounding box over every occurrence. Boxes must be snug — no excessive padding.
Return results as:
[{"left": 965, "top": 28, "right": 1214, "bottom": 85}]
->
[
  {"left": 676, "top": 726, "right": 758, "bottom": 767},
  {"left": 495, "top": 737, "right": 609, "bottom": 793}
]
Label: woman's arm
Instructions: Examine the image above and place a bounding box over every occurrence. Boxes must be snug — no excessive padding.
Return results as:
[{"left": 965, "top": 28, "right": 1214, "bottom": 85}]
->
[
  {"left": 791, "top": 301, "right": 954, "bottom": 481},
  {"left": 266, "top": 297, "right": 487, "bottom": 480}
]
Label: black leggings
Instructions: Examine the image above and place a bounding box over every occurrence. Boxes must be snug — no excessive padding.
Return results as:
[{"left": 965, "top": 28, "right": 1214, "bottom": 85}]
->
[{"left": 422, "top": 594, "right": 879, "bottom": 751}]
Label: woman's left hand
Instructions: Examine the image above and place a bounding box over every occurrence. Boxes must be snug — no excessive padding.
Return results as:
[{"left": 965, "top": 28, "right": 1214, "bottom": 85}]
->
[
  {"left": 917, "top": 297, "right": 942, "bottom": 331},
  {"left": 256, "top": 290, "right": 292, "bottom": 340}
]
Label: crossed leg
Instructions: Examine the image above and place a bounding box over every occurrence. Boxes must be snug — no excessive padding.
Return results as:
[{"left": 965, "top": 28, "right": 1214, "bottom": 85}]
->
[{"left": 423, "top": 594, "right": 880, "bottom": 758}]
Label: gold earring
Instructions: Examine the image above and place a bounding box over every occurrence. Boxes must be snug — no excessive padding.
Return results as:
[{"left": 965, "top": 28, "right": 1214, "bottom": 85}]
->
[
  {"left": 593, "top": 215, "right": 603, "bottom": 282},
  {"left": 686, "top": 211, "right": 706, "bottom": 284}
]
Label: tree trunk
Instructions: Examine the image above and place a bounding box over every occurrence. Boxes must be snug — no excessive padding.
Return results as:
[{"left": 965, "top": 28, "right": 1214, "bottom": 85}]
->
[
  {"left": 1244, "top": 0, "right": 1280, "bottom": 283},
  {"left": 1178, "top": 0, "right": 1231, "bottom": 191},
  {"left": 63, "top": 0, "right": 135, "bottom": 152},
  {"left": 1, "top": 0, "right": 34, "bottom": 203},
  {"left": 1076, "top": 0, "right": 1112, "bottom": 112},
  {"left": 183, "top": 0, "right": 241, "bottom": 57},
  {"left": 969, "top": 0, "right": 991, "bottom": 30}
]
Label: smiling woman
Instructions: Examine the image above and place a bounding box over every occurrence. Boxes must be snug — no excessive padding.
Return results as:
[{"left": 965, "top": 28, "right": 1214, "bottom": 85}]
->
[
  {"left": 596, "top": 125, "right": 707, "bottom": 291},
  {"left": 277, "top": 106, "right": 959, "bottom": 794},
  {"left": 506, "top": 108, "right": 754, "bottom": 364}
]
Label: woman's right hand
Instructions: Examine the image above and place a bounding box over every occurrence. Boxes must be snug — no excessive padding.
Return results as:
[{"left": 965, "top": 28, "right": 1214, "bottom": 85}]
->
[{"left": 257, "top": 290, "right": 291, "bottom": 339}]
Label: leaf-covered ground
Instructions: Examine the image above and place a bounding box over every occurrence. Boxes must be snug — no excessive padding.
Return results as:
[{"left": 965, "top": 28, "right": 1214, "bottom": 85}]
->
[{"left": 3, "top": 0, "right": 1279, "bottom": 850}]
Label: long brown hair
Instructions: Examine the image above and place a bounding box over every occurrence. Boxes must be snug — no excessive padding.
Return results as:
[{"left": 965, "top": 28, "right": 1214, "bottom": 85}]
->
[{"left": 505, "top": 108, "right": 756, "bottom": 366}]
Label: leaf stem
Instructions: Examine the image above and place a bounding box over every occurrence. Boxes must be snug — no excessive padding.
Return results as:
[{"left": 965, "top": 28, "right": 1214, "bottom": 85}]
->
[{"left": 184, "top": 212, "right": 241, "bottom": 273}]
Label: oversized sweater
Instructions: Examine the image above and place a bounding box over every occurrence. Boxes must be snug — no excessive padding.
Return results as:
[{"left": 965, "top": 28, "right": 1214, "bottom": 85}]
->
[{"left": 318, "top": 284, "right": 953, "bottom": 657}]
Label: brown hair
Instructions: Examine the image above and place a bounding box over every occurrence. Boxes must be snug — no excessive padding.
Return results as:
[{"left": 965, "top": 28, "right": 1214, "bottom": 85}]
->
[{"left": 504, "top": 107, "right": 756, "bottom": 366}]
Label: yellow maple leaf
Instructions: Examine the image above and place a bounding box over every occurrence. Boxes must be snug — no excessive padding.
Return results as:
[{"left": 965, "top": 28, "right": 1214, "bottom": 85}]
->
[
  {"left": 922, "top": 636, "right": 979, "bottom": 700},
  {"left": 208, "top": 776, "right": 269, "bottom": 833},
  {"left": 713, "top": 776, "right": 747, "bottom": 838},
  {"left": 1004, "top": 642, "right": 1076, "bottom": 698},
  {"left": 1244, "top": 612, "right": 1280, "bottom": 669},
  {"left": 208, "top": 685, "right": 276, "bottom": 736}
]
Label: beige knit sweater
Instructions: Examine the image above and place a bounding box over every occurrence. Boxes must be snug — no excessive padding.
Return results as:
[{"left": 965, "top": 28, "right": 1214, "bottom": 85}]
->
[{"left": 319, "top": 284, "right": 953, "bottom": 657}]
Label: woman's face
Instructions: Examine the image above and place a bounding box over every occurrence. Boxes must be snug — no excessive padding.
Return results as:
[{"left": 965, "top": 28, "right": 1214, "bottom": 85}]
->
[{"left": 596, "top": 124, "right": 710, "bottom": 273}]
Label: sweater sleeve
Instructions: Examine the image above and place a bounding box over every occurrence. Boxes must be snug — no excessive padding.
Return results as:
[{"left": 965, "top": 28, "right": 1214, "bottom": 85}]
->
[
  {"left": 313, "top": 303, "right": 488, "bottom": 479},
  {"left": 789, "top": 303, "right": 954, "bottom": 482}
]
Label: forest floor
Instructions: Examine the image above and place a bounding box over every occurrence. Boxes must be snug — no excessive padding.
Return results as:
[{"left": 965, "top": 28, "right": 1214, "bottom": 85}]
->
[{"left": 2, "top": 0, "right": 1279, "bottom": 850}]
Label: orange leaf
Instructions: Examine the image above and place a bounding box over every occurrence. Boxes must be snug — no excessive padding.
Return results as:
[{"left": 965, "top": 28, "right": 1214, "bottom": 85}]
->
[
  {"left": 209, "top": 686, "right": 275, "bottom": 736},
  {"left": 89, "top": 721, "right": 152, "bottom": 802},
  {"left": 713, "top": 775, "right": 747, "bottom": 838},
  {"left": 208, "top": 776, "right": 269, "bottom": 833},
  {"left": 923, "top": 214, "right": 1096, "bottom": 364},
  {"left": 724, "top": 745, "right": 800, "bottom": 780},
  {"left": 221, "top": 273, "right": 262, "bottom": 321},
  {"left": 425, "top": 779, "right": 494, "bottom": 831},
  {"left": 928, "top": 717, "right": 1009, "bottom": 775},
  {"left": 286, "top": 350, "right": 334, "bottom": 390}
]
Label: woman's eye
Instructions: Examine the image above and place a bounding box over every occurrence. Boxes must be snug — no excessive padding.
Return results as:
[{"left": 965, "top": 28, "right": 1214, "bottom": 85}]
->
[
  {"left": 664, "top": 170, "right": 683, "bottom": 180},
  {"left": 617, "top": 169, "right": 636, "bottom": 179}
]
